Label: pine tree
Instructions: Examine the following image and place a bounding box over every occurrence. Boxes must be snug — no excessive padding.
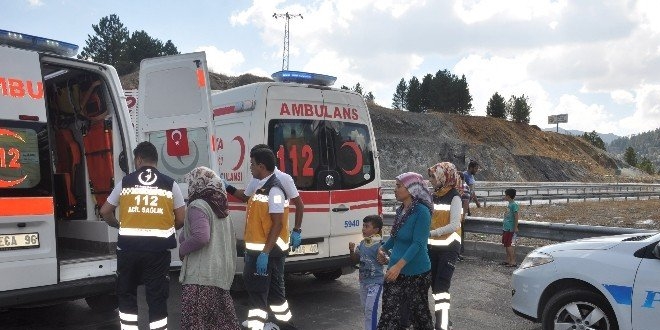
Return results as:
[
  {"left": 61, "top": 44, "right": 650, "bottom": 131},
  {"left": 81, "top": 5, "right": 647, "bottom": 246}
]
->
[
  {"left": 507, "top": 94, "right": 531, "bottom": 123},
  {"left": 406, "top": 77, "right": 422, "bottom": 112},
  {"left": 624, "top": 147, "right": 637, "bottom": 167},
  {"left": 392, "top": 78, "right": 407, "bottom": 110},
  {"left": 79, "top": 14, "right": 129, "bottom": 68},
  {"left": 486, "top": 92, "right": 506, "bottom": 118}
]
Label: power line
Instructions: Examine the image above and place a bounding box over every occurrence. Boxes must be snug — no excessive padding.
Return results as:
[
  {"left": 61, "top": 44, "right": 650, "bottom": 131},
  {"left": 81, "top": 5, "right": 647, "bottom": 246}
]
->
[{"left": 273, "top": 12, "right": 303, "bottom": 71}]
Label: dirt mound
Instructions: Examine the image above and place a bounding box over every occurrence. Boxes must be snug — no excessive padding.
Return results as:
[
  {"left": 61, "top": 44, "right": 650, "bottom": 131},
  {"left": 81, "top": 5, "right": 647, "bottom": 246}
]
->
[{"left": 120, "top": 71, "right": 271, "bottom": 90}]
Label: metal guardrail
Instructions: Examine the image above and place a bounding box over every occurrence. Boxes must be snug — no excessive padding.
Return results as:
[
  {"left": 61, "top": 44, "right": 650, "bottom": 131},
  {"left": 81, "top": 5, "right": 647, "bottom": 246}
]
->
[
  {"left": 382, "top": 213, "right": 658, "bottom": 242},
  {"left": 381, "top": 181, "right": 660, "bottom": 207}
]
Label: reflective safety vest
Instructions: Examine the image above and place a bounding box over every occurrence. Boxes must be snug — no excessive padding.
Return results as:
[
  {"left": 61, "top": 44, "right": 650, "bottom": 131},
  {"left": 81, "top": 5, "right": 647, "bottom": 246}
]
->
[
  {"left": 428, "top": 188, "right": 462, "bottom": 251},
  {"left": 117, "top": 166, "right": 177, "bottom": 251},
  {"left": 244, "top": 174, "right": 290, "bottom": 256}
]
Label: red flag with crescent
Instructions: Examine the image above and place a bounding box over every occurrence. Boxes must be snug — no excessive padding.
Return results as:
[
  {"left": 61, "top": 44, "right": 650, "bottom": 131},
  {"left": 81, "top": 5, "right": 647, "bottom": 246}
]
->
[{"left": 166, "top": 128, "right": 190, "bottom": 156}]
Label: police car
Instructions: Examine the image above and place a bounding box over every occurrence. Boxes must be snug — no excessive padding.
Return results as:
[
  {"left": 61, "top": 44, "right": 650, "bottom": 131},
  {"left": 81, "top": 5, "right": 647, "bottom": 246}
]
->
[{"left": 512, "top": 232, "right": 660, "bottom": 330}]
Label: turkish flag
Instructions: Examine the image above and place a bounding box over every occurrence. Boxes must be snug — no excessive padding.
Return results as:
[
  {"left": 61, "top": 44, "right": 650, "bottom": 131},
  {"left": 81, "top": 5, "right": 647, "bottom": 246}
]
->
[{"left": 166, "top": 128, "right": 190, "bottom": 156}]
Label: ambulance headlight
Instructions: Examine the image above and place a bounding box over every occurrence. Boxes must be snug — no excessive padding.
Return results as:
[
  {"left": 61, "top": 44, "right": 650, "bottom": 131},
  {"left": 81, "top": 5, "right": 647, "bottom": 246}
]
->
[{"left": 519, "top": 251, "right": 554, "bottom": 269}]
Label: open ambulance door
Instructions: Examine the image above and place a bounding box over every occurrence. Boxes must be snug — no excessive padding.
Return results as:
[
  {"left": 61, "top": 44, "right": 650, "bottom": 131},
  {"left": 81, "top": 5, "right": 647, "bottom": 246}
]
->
[
  {"left": 0, "top": 46, "right": 57, "bottom": 290},
  {"left": 137, "top": 52, "right": 214, "bottom": 266}
]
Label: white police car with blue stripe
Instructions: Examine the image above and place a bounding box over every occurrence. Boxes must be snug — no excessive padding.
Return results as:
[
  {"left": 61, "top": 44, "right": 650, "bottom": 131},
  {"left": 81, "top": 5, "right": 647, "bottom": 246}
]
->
[{"left": 512, "top": 232, "right": 660, "bottom": 330}]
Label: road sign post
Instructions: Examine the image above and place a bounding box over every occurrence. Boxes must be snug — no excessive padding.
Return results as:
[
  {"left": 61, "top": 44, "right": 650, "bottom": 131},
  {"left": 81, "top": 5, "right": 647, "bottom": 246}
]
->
[{"left": 548, "top": 114, "right": 568, "bottom": 132}]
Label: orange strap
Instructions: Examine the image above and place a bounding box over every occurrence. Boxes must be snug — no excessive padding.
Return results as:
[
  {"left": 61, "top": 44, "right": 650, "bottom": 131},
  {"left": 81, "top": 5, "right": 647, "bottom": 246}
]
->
[{"left": 0, "top": 197, "right": 54, "bottom": 216}]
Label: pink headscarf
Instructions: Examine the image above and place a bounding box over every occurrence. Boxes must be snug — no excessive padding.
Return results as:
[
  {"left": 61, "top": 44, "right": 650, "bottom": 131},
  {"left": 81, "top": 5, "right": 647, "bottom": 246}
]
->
[{"left": 391, "top": 172, "right": 432, "bottom": 237}]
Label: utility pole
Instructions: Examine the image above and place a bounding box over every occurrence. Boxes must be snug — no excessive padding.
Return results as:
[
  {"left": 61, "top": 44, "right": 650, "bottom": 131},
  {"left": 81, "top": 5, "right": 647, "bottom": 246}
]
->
[{"left": 273, "top": 12, "right": 303, "bottom": 71}]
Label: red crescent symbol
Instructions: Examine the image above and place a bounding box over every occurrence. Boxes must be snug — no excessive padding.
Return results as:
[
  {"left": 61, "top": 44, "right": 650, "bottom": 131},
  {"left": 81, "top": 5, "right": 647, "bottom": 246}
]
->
[
  {"left": 232, "top": 136, "right": 245, "bottom": 171},
  {"left": 340, "top": 141, "right": 363, "bottom": 176},
  {"left": 171, "top": 130, "right": 182, "bottom": 142},
  {"left": 0, "top": 128, "right": 25, "bottom": 143},
  {"left": 0, "top": 175, "right": 27, "bottom": 188}
]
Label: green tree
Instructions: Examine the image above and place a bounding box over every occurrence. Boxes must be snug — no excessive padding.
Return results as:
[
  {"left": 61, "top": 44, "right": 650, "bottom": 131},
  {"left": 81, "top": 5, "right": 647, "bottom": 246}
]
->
[
  {"left": 353, "top": 83, "right": 363, "bottom": 96},
  {"left": 121, "top": 30, "right": 179, "bottom": 73},
  {"left": 392, "top": 78, "right": 407, "bottom": 110},
  {"left": 78, "top": 14, "right": 129, "bottom": 68},
  {"left": 340, "top": 85, "right": 350, "bottom": 90},
  {"left": 406, "top": 76, "right": 423, "bottom": 112},
  {"left": 419, "top": 74, "right": 433, "bottom": 110},
  {"left": 452, "top": 74, "right": 473, "bottom": 115},
  {"left": 486, "top": 92, "right": 506, "bottom": 118},
  {"left": 624, "top": 147, "right": 637, "bottom": 167},
  {"left": 637, "top": 157, "right": 656, "bottom": 174},
  {"left": 581, "top": 131, "right": 606, "bottom": 150},
  {"left": 364, "top": 91, "right": 375, "bottom": 105},
  {"left": 506, "top": 94, "right": 531, "bottom": 123}
]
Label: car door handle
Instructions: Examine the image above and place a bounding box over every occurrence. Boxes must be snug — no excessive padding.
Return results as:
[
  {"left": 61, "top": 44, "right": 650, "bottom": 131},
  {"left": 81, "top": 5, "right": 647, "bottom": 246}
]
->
[{"left": 332, "top": 207, "right": 349, "bottom": 212}]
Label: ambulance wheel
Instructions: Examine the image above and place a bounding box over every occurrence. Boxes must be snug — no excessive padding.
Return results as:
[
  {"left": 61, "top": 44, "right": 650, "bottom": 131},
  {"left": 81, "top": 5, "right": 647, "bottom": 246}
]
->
[
  {"left": 313, "top": 269, "right": 342, "bottom": 281},
  {"left": 541, "top": 288, "right": 617, "bottom": 330},
  {"left": 85, "top": 294, "right": 118, "bottom": 312}
]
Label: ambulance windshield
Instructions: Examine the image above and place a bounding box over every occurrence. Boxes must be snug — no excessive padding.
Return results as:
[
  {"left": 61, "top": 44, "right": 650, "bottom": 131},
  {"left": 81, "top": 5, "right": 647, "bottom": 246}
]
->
[{"left": 269, "top": 120, "right": 375, "bottom": 190}]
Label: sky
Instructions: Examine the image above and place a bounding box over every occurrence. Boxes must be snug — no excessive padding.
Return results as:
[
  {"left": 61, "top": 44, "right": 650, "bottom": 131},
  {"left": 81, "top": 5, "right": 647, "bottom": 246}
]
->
[{"left": 4, "top": 0, "right": 660, "bottom": 137}]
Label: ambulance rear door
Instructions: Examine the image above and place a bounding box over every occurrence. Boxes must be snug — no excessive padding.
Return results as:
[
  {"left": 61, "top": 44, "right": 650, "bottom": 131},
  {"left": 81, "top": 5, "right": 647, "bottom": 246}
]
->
[
  {"left": 265, "top": 85, "right": 331, "bottom": 260},
  {"left": 0, "top": 46, "right": 57, "bottom": 290},
  {"left": 322, "top": 89, "right": 379, "bottom": 258},
  {"left": 137, "top": 52, "right": 214, "bottom": 266}
]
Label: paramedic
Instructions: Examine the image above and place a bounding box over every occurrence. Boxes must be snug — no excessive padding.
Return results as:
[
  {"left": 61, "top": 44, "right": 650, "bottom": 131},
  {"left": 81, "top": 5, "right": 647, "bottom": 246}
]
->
[
  {"left": 100, "top": 141, "right": 185, "bottom": 330},
  {"left": 242, "top": 147, "right": 297, "bottom": 330},
  {"left": 225, "top": 144, "right": 304, "bottom": 250}
]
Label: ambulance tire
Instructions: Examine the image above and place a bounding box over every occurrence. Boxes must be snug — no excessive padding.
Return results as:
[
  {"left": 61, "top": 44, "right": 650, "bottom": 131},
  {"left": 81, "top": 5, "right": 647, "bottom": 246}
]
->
[
  {"left": 541, "top": 288, "right": 618, "bottom": 330},
  {"left": 313, "top": 268, "right": 342, "bottom": 281},
  {"left": 85, "top": 294, "right": 118, "bottom": 312}
]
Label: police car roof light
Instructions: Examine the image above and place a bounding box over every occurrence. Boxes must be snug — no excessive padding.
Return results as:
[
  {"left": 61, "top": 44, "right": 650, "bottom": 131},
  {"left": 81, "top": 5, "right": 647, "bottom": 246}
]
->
[
  {"left": 0, "top": 29, "right": 79, "bottom": 57},
  {"left": 271, "top": 71, "right": 337, "bottom": 87}
]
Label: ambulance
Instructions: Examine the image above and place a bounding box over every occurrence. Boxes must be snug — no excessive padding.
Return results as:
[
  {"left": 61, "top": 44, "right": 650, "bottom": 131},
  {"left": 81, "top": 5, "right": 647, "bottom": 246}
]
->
[
  {"left": 137, "top": 59, "right": 383, "bottom": 280},
  {"left": 0, "top": 30, "right": 134, "bottom": 310}
]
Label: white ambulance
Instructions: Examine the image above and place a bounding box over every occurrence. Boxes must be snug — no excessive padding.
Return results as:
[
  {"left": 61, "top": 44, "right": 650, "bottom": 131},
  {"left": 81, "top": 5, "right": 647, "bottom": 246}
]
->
[
  {"left": 0, "top": 30, "right": 135, "bottom": 310},
  {"left": 137, "top": 58, "right": 383, "bottom": 280}
]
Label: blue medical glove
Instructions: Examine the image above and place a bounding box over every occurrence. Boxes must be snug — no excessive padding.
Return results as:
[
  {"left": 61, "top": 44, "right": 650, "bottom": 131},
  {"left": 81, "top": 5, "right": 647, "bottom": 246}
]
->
[
  {"left": 256, "top": 252, "right": 269, "bottom": 275},
  {"left": 291, "top": 230, "right": 302, "bottom": 249}
]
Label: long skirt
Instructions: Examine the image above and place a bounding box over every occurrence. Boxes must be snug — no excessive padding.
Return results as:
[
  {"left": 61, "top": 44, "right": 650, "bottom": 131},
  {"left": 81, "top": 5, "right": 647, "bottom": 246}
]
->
[
  {"left": 180, "top": 283, "right": 240, "bottom": 330},
  {"left": 378, "top": 271, "right": 433, "bottom": 330}
]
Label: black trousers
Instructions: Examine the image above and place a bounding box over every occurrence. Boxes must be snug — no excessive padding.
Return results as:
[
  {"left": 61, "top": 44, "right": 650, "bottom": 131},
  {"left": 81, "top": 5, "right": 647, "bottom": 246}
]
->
[{"left": 117, "top": 250, "right": 170, "bottom": 330}]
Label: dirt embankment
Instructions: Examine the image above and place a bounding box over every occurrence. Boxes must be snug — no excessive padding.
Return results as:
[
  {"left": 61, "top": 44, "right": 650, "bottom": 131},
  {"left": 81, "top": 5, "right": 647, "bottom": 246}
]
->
[{"left": 368, "top": 105, "right": 649, "bottom": 182}]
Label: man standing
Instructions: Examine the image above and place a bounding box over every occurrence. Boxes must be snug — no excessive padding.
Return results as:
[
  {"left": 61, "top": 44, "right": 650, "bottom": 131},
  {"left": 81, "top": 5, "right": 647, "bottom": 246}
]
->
[
  {"left": 243, "top": 147, "right": 297, "bottom": 330},
  {"left": 462, "top": 160, "right": 481, "bottom": 215},
  {"left": 226, "top": 144, "right": 304, "bottom": 250},
  {"left": 100, "top": 141, "right": 185, "bottom": 330}
]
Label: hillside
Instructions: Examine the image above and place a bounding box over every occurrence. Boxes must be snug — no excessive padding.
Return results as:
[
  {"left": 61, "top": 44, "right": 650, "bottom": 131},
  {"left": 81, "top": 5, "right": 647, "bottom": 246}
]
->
[
  {"left": 368, "top": 105, "right": 633, "bottom": 181},
  {"left": 120, "top": 72, "right": 654, "bottom": 182}
]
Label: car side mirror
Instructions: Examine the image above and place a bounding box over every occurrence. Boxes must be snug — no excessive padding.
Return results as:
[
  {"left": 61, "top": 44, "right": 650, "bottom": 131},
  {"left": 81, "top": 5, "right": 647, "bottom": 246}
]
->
[{"left": 653, "top": 243, "right": 660, "bottom": 259}]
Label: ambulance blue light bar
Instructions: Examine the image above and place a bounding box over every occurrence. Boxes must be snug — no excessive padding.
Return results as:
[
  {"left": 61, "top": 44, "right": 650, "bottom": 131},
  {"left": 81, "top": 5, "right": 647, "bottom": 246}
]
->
[
  {"left": 0, "top": 29, "right": 79, "bottom": 57},
  {"left": 271, "top": 71, "right": 337, "bottom": 86}
]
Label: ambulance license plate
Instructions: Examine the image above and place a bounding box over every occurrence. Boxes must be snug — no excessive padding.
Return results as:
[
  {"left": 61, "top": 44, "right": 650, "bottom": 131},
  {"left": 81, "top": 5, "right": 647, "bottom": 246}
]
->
[
  {"left": 289, "top": 243, "right": 319, "bottom": 256},
  {"left": 0, "top": 233, "right": 40, "bottom": 251}
]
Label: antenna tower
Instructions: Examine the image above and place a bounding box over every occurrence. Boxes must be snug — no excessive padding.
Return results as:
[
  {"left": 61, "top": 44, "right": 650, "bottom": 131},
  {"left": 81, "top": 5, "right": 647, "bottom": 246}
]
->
[{"left": 273, "top": 12, "right": 303, "bottom": 70}]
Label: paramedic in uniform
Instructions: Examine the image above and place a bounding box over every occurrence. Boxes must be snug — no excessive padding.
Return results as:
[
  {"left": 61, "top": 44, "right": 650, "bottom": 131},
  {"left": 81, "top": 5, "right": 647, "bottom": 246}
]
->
[
  {"left": 242, "top": 147, "right": 297, "bottom": 330},
  {"left": 427, "top": 162, "right": 463, "bottom": 330},
  {"left": 225, "top": 144, "right": 304, "bottom": 250},
  {"left": 100, "top": 141, "right": 185, "bottom": 330}
]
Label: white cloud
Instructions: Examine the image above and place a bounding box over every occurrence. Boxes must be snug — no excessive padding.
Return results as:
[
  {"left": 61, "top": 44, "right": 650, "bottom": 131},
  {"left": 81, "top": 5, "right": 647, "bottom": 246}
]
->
[
  {"left": 553, "top": 95, "right": 616, "bottom": 134},
  {"left": 26, "top": 0, "right": 43, "bottom": 6},
  {"left": 195, "top": 46, "right": 245, "bottom": 76},
  {"left": 617, "top": 84, "right": 660, "bottom": 135},
  {"left": 611, "top": 90, "right": 635, "bottom": 104},
  {"left": 453, "top": 0, "right": 567, "bottom": 24}
]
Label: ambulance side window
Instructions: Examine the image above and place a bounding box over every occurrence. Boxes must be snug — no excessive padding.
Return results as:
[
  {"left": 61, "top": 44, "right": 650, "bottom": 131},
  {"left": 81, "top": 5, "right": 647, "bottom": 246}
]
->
[{"left": 0, "top": 120, "right": 52, "bottom": 197}]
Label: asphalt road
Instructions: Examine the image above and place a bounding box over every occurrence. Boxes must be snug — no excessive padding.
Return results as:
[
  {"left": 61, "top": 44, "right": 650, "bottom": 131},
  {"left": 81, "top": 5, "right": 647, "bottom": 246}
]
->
[{"left": 0, "top": 256, "right": 542, "bottom": 330}]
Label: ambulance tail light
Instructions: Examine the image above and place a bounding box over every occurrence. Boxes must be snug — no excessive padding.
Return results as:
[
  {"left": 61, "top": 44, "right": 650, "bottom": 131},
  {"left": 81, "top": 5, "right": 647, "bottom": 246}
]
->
[
  {"left": 271, "top": 71, "right": 337, "bottom": 87},
  {"left": 377, "top": 187, "right": 383, "bottom": 217},
  {"left": 0, "top": 29, "right": 79, "bottom": 57}
]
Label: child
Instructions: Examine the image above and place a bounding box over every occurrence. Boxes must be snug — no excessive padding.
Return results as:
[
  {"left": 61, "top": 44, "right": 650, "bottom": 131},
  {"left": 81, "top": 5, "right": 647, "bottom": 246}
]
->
[
  {"left": 349, "top": 215, "right": 385, "bottom": 330},
  {"left": 501, "top": 188, "right": 519, "bottom": 267}
]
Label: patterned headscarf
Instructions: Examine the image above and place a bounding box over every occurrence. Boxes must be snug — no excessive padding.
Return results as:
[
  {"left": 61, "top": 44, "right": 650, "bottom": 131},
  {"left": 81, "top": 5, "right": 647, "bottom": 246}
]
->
[
  {"left": 391, "top": 172, "right": 432, "bottom": 237},
  {"left": 428, "top": 162, "right": 460, "bottom": 192},
  {"left": 185, "top": 166, "right": 229, "bottom": 219}
]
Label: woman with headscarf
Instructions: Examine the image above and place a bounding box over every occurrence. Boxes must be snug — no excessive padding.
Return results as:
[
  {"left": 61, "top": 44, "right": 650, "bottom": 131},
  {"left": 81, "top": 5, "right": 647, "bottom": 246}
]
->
[
  {"left": 179, "top": 167, "right": 239, "bottom": 330},
  {"left": 427, "top": 162, "right": 463, "bottom": 330},
  {"left": 377, "top": 172, "right": 433, "bottom": 330}
]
